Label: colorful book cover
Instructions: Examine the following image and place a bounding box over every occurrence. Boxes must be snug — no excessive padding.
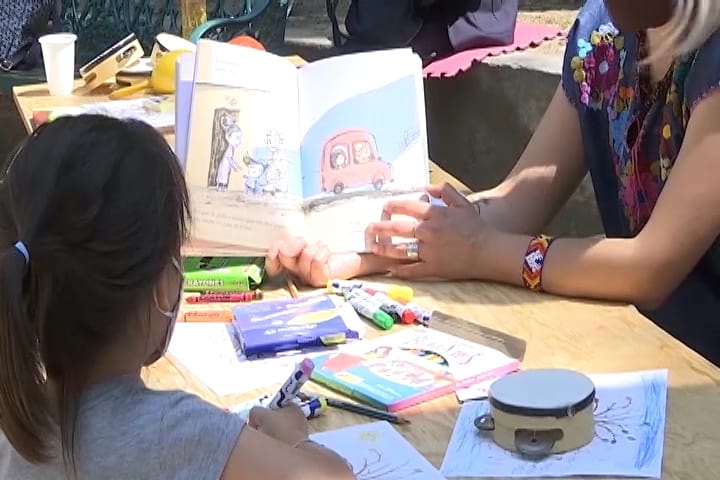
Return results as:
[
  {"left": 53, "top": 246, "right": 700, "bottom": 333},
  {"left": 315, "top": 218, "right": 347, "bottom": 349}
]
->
[
  {"left": 175, "top": 52, "right": 196, "bottom": 170},
  {"left": 310, "top": 327, "right": 520, "bottom": 411},
  {"left": 380, "top": 327, "right": 521, "bottom": 389},
  {"left": 311, "top": 344, "right": 456, "bottom": 412},
  {"left": 232, "top": 295, "right": 360, "bottom": 357}
]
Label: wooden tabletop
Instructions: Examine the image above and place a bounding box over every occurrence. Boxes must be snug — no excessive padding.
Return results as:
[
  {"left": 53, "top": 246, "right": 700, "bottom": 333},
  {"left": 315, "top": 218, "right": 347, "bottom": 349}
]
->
[
  {"left": 151, "top": 279, "right": 720, "bottom": 480},
  {"left": 11, "top": 68, "right": 720, "bottom": 480}
]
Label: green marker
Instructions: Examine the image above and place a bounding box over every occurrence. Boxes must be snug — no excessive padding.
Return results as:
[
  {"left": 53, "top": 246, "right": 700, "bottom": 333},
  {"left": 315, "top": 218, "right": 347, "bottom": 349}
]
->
[{"left": 343, "top": 288, "right": 394, "bottom": 330}]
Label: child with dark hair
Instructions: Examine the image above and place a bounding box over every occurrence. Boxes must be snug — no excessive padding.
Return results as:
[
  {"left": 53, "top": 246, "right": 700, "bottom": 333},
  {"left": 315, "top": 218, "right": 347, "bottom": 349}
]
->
[{"left": 0, "top": 115, "right": 353, "bottom": 480}]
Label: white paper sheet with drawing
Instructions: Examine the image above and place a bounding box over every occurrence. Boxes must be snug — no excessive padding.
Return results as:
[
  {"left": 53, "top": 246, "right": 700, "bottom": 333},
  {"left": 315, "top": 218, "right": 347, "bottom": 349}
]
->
[
  {"left": 312, "top": 421, "right": 445, "bottom": 480},
  {"left": 441, "top": 369, "right": 668, "bottom": 479}
]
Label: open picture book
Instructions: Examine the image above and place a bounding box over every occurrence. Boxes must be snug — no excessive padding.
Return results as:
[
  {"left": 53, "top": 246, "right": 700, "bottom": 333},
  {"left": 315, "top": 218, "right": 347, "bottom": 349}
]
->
[{"left": 182, "top": 40, "right": 429, "bottom": 255}]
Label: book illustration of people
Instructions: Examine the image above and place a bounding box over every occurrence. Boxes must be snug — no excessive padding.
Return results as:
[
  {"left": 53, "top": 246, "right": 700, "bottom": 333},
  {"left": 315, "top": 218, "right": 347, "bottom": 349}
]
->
[
  {"left": 204, "top": 88, "right": 292, "bottom": 197},
  {"left": 208, "top": 108, "right": 243, "bottom": 192}
]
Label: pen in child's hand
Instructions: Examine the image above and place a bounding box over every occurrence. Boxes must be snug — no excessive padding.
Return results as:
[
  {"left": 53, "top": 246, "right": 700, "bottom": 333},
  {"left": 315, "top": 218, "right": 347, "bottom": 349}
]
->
[{"left": 268, "top": 358, "right": 314, "bottom": 409}]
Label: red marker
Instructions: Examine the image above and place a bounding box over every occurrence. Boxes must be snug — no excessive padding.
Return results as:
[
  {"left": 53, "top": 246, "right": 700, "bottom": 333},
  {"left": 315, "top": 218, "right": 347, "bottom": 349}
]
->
[{"left": 186, "top": 290, "right": 263, "bottom": 304}]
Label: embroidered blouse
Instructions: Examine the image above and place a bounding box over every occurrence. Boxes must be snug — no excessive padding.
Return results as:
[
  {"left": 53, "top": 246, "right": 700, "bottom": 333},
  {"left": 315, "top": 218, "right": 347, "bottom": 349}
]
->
[{"left": 561, "top": 0, "right": 720, "bottom": 364}]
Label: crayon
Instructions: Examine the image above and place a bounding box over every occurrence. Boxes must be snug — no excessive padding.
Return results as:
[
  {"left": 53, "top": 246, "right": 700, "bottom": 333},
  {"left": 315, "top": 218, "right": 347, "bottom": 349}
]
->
[
  {"left": 268, "top": 358, "right": 314, "bottom": 409},
  {"left": 324, "top": 397, "right": 410, "bottom": 425},
  {"left": 327, "top": 279, "right": 413, "bottom": 303},
  {"left": 372, "top": 292, "right": 416, "bottom": 324},
  {"left": 343, "top": 289, "right": 394, "bottom": 330},
  {"left": 404, "top": 302, "right": 432, "bottom": 326},
  {"left": 182, "top": 310, "right": 233, "bottom": 322},
  {"left": 185, "top": 290, "right": 263, "bottom": 304},
  {"left": 184, "top": 265, "right": 259, "bottom": 293}
]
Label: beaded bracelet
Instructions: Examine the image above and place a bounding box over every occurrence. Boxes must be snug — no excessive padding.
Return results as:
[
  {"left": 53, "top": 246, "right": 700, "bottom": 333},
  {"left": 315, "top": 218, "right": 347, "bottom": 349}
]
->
[{"left": 522, "top": 234, "right": 556, "bottom": 291}]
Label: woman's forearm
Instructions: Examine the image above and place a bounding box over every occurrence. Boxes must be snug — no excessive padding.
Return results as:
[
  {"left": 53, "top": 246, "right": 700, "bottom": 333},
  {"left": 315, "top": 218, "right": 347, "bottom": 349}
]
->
[{"left": 477, "top": 232, "right": 661, "bottom": 308}]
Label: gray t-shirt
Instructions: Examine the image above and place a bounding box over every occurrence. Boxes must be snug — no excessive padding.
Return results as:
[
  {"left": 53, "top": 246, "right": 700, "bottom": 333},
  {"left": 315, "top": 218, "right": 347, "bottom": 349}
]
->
[{"left": 0, "top": 375, "right": 245, "bottom": 480}]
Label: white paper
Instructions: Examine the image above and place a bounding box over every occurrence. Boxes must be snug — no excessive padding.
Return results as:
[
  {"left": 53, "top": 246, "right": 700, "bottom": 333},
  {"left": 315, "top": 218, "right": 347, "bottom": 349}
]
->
[
  {"left": 167, "top": 302, "right": 365, "bottom": 397},
  {"left": 441, "top": 369, "right": 668, "bottom": 479},
  {"left": 312, "top": 421, "right": 445, "bottom": 480},
  {"left": 455, "top": 378, "right": 495, "bottom": 402}
]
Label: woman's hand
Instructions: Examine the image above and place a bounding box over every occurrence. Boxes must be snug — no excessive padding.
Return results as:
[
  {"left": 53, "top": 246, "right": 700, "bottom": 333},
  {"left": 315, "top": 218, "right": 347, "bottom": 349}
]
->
[
  {"left": 366, "top": 183, "right": 494, "bottom": 280},
  {"left": 248, "top": 405, "right": 309, "bottom": 446}
]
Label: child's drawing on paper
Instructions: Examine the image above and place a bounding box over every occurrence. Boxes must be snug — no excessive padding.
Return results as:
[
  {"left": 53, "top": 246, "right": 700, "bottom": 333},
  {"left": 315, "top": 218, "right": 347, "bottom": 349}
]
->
[
  {"left": 208, "top": 109, "right": 243, "bottom": 191},
  {"left": 311, "top": 422, "right": 445, "bottom": 480},
  {"left": 300, "top": 75, "right": 427, "bottom": 202},
  {"left": 439, "top": 370, "right": 668, "bottom": 479}
]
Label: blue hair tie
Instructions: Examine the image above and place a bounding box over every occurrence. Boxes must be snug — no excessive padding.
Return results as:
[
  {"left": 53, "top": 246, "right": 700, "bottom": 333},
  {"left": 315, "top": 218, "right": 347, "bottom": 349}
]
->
[{"left": 13, "top": 241, "right": 29, "bottom": 265}]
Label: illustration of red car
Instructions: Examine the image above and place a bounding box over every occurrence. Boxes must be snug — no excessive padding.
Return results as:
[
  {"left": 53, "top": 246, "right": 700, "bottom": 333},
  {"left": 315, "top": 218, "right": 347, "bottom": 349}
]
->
[{"left": 320, "top": 129, "right": 393, "bottom": 195}]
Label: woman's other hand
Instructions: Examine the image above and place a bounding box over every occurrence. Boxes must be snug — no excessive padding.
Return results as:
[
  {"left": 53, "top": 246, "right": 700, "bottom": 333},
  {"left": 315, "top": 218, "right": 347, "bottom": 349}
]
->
[{"left": 366, "top": 183, "right": 493, "bottom": 280}]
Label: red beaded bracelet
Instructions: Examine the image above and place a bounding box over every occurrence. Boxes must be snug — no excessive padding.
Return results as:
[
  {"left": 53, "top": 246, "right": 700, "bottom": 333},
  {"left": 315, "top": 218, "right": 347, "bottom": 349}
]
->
[{"left": 522, "top": 234, "right": 556, "bottom": 291}]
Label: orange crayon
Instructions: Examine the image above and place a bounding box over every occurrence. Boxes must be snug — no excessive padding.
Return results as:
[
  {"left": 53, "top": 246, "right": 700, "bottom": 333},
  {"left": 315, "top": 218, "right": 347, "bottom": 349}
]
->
[{"left": 182, "top": 310, "right": 233, "bottom": 323}]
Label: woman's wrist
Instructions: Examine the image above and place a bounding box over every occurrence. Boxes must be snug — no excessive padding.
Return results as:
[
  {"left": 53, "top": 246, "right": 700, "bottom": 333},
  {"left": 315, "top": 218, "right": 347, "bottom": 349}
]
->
[{"left": 472, "top": 230, "right": 533, "bottom": 286}]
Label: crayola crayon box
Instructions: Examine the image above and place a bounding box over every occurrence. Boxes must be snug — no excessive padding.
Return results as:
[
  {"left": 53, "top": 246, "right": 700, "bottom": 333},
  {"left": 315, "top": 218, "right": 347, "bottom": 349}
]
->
[
  {"left": 183, "top": 256, "right": 264, "bottom": 293},
  {"left": 231, "top": 295, "right": 361, "bottom": 357}
]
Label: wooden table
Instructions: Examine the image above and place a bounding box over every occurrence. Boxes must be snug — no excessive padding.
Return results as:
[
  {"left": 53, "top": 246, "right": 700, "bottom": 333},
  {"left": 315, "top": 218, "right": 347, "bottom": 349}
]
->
[{"left": 12, "top": 78, "right": 720, "bottom": 480}]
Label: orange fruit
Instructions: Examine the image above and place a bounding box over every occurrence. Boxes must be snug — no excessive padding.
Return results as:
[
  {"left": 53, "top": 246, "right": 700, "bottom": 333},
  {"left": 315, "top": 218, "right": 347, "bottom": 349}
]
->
[{"left": 228, "top": 35, "right": 266, "bottom": 51}]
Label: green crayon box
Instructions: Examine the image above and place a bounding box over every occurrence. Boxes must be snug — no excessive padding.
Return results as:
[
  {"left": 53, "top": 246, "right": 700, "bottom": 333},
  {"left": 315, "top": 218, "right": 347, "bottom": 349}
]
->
[{"left": 183, "top": 257, "right": 265, "bottom": 293}]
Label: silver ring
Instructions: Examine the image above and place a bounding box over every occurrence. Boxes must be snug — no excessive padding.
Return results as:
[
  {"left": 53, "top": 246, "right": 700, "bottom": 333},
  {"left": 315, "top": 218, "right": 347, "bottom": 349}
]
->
[{"left": 405, "top": 241, "right": 420, "bottom": 261}]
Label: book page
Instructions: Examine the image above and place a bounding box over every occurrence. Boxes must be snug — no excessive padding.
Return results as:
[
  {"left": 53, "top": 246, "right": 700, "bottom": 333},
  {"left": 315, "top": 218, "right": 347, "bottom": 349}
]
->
[
  {"left": 184, "top": 40, "right": 304, "bottom": 255},
  {"left": 297, "top": 49, "right": 429, "bottom": 253}
]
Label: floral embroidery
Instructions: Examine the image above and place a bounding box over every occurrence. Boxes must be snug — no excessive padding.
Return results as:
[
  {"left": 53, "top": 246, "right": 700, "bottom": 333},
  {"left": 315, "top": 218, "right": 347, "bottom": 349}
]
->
[
  {"left": 572, "top": 23, "right": 627, "bottom": 111},
  {"left": 568, "top": 20, "right": 698, "bottom": 234}
]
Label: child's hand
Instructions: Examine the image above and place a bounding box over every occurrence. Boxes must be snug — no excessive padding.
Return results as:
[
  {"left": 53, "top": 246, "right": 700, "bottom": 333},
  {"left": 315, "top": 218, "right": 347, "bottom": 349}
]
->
[
  {"left": 266, "top": 237, "right": 364, "bottom": 287},
  {"left": 248, "top": 405, "right": 310, "bottom": 446}
]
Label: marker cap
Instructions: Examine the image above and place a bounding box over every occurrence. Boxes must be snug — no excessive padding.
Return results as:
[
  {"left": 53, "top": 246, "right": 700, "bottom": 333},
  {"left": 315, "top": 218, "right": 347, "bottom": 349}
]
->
[
  {"left": 400, "top": 310, "right": 416, "bottom": 324},
  {"left": 386, "top": 285, "right": 413, "bottom": 302},
  {"left": 372, "top": 310, "right": 394, "bottom": 330}
]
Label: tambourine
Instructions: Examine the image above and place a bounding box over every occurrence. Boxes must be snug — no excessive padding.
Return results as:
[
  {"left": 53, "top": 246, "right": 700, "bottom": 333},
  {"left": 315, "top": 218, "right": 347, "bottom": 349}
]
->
[
  {"left": 474, "top": 369, "right": 596, "bottom": 459},
  {"left": 78, "top": 34, "right": 144, "bottom": 92},
  {"left": 150, "top": 33, "right": 196, "bottom": 65}
]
